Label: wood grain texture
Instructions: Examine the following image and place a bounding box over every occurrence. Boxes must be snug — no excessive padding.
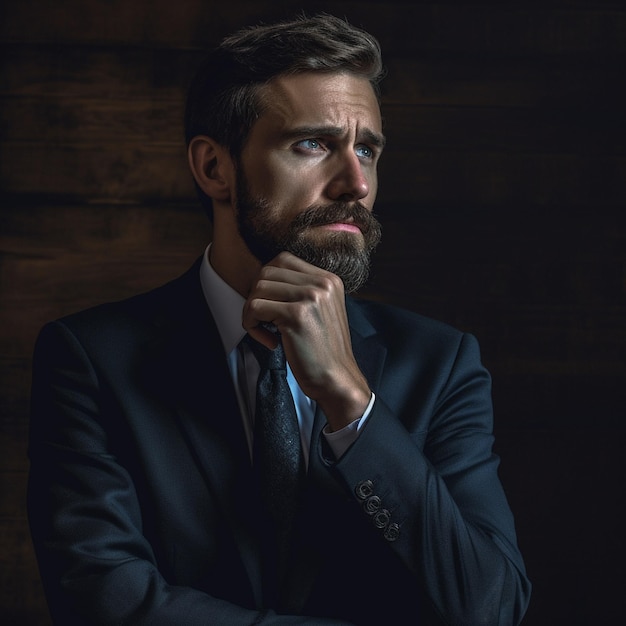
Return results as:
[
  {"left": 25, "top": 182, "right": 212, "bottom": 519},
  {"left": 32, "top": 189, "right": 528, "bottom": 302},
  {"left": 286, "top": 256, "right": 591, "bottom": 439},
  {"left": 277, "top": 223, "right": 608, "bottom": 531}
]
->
[{"left": 1, "top": 2, "right": 625, "bottom": 624}]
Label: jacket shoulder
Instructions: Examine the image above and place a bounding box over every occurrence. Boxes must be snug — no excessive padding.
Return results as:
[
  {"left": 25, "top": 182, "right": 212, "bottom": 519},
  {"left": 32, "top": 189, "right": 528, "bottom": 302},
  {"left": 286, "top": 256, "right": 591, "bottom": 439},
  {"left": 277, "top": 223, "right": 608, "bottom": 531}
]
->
[{"left": 37, "top": 259, "right": 204, "bottom": 352}]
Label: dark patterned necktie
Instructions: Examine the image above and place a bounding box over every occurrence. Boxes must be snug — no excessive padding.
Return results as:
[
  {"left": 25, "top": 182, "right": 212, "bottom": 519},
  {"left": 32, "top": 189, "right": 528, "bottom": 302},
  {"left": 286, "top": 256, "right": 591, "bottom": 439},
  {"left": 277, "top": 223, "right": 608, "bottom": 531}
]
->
[{"left": 243, "top": 334, "right": 305, "bottom": 605}]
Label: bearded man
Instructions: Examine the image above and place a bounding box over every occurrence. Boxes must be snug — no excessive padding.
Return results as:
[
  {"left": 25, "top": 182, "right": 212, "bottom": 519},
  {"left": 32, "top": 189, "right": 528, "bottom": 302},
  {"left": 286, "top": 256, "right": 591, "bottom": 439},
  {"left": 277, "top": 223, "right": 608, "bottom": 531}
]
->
[{"left": 28, "top": 14, "right": 531, "bottom": 625}]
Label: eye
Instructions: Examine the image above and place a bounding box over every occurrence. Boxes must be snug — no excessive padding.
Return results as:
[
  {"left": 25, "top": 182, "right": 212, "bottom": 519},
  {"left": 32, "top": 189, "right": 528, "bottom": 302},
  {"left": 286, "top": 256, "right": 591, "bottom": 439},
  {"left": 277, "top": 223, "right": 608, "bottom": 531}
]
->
[
  {"left": 355, "top": 144, "right": 374, "bottom": 159},
  {"left": 295, "top": 138, "right": 322, "bottom": 151}
]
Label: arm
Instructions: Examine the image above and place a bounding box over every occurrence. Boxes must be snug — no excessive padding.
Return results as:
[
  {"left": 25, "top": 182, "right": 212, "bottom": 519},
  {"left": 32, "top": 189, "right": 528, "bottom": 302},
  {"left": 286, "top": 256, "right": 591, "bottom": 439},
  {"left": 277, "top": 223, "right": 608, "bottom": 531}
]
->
[
  {"left": 328, "top": 332, "right": 531, "bottom": 624},
  {"left": 27, "top": 321, "right": 353, "bottom": 625},
  {"left": 243, "top": 253, "right": 530, "bottom": 624}
]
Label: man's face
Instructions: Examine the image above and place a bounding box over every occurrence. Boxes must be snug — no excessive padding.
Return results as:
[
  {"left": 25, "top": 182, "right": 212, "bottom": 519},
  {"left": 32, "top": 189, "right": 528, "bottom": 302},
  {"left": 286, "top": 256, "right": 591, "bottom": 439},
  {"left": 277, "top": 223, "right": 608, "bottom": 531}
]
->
[{"left": 235, "top": 72, "right": 385, "bottom": 293}]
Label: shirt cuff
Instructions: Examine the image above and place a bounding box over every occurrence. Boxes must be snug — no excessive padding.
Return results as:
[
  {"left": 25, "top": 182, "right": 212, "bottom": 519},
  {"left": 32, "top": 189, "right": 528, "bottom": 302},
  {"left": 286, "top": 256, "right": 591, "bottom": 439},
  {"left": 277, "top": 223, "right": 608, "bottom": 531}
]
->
[{"left": 322, "top": 392, "right": 376, "bottom": 459}]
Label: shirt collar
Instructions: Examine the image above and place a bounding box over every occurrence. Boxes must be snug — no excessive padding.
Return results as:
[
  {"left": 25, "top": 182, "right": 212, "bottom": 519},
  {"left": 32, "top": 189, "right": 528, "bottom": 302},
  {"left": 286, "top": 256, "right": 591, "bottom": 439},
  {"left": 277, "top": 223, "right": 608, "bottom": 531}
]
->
[{"left": 199, "top": 244, "right": 247, "bottom": 355}]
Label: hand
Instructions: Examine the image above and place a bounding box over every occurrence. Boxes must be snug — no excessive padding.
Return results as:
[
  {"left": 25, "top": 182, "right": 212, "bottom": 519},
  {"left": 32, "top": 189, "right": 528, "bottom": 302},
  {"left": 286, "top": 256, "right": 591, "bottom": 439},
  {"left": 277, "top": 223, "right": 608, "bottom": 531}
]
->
[{"left": 242, "top": 252, "right": 371, "bottom": 431}]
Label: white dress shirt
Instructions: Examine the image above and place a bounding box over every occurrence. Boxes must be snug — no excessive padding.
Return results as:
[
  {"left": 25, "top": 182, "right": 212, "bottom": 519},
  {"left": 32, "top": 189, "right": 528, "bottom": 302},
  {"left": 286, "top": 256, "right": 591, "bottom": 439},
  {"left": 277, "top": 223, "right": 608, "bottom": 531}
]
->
[{"left": 198, "top": 245, "right": 374, "bottom": 465}]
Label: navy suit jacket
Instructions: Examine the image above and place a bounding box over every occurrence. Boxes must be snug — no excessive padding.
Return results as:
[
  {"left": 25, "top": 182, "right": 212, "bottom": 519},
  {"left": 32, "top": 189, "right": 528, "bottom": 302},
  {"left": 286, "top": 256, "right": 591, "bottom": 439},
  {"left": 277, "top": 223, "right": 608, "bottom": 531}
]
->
[{"left": 28, "top": 258, "right": 531, "bottom": 625}]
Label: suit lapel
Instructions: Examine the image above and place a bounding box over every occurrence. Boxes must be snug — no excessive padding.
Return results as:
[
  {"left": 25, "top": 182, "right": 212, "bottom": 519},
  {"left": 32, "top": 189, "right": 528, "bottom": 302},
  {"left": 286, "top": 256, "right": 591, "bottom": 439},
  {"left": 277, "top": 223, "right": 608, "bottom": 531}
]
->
[
  {"left": 145, "top": 259, "right": 263, "bottom": 606},
  {"left": 346, "top": 296, "right": 388, "bottom": 393}
]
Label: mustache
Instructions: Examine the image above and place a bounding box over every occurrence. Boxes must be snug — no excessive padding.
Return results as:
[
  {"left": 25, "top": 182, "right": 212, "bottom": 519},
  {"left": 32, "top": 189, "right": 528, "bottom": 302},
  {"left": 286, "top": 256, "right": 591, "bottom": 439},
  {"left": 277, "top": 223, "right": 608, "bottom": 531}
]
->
[{"left": 289, "top": 202, "right": 380, "bottom": 236}]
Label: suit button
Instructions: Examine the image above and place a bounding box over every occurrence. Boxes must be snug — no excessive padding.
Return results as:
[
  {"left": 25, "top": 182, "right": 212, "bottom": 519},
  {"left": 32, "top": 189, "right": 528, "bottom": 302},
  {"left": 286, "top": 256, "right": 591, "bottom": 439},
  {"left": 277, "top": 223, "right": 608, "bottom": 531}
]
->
[
  {"left": 355, "top": 480, "right": 374, "bottom": 500},
  {"left": 373, "top": 509, "right": 391, "bottom": 529},
  {"left": 363, "top": 495, "right": 381, "bottom": 515},
  {"left": 384, "top": 523, "right": 400, "bottom": 542}
]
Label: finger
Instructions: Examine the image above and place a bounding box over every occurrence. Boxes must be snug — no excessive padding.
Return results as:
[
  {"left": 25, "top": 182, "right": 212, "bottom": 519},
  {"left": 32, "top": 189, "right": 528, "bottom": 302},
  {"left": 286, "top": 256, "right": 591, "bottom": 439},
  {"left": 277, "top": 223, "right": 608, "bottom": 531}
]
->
[
  {"left": 242, "top": 296, "right": 291, "bottom": 337},
  {"left": 253, "top": 263, "right": 321, "bottom": 291},
  {"left": 245, "top": 323, "right": 279, "bottom": 350}
]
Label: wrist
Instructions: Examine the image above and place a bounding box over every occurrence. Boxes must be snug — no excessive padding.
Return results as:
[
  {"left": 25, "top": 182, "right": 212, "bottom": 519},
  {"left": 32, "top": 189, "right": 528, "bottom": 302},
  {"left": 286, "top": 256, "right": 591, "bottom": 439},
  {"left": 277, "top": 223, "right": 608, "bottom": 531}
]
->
[{"left": 318, "top": 378, "right": 371, "bottom": 432}]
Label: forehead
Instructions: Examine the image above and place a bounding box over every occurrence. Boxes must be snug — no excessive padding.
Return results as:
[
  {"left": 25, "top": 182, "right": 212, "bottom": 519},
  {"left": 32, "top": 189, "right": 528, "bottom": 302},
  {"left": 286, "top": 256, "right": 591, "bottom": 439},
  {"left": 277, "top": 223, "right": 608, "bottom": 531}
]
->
[{"left": 253, "top": 72, "right": 383, "bottom": 137}]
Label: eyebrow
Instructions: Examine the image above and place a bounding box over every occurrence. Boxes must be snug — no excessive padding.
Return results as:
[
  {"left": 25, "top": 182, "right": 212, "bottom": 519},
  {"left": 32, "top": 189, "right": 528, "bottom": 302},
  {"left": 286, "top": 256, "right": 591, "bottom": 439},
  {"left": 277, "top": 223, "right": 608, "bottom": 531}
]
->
[{"left": 283, "top": 125, "right": 387, "bottom": 149}]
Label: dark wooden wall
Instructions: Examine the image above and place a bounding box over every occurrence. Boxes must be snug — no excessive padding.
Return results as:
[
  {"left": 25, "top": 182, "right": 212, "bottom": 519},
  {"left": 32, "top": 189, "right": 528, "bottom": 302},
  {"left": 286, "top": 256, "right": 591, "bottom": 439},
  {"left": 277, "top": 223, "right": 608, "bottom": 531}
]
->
[{"left": 1, "top": 1, "right": 625, "bottom": 624}]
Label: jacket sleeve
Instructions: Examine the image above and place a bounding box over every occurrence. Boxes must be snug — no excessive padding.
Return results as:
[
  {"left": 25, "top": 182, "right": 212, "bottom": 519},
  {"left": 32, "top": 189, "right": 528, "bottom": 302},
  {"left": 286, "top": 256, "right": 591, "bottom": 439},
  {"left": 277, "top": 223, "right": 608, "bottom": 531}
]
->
[
  {"left": 27, "top": 321, "right": 353, "bottom": 626},
  {"left": 325, "top": 332, "right": 531, "bottom": 625}
]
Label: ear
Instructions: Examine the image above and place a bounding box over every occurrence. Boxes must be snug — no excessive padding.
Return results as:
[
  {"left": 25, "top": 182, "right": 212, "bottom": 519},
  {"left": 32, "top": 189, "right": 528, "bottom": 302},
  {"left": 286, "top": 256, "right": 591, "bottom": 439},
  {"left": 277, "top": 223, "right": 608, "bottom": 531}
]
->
[{"left": 187, "top": 135, "right": 235, "bottom": 202}]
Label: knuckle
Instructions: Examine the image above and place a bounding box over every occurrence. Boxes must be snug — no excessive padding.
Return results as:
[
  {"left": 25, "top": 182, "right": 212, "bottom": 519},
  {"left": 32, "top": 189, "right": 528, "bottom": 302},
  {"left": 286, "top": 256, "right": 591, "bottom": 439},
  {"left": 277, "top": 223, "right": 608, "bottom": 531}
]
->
[
  {"left": 317, "top": 273, "right": 340, "bottom": 296},
  {"left": 246, "top": 298, "right": 262, "bottom": 315},
  {"left": 304, "top": 283, "right": 328, "bottom": 305},
  {"left": 258, "top": 265, "right": 276, "bottom": 280}
]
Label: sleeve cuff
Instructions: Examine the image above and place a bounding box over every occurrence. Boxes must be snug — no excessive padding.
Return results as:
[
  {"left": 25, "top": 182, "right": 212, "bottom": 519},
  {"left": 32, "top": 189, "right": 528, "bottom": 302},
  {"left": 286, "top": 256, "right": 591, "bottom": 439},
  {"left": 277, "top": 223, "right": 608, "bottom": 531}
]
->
[{"left": 322, "top": 392, "right": 375, "bottom": 459}]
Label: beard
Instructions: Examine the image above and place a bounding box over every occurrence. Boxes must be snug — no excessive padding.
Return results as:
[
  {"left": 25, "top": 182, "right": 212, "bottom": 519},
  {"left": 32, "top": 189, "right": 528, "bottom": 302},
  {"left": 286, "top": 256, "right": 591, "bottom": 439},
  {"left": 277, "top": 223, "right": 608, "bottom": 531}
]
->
[{"left": 235, "top": 172, "right": 382, "bottom": 294}]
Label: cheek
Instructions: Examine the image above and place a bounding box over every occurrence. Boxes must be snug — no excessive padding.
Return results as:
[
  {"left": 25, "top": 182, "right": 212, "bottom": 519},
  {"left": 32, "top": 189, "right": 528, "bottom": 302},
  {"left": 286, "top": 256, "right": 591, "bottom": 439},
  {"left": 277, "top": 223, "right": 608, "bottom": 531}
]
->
[
  {"left": 363, "top": 165, "right": 379, "bottom": 203},
  {"left": 243, "top": 148, "right": 328, "bottom": 209},
  {"left": 263, "top": 165, "right": 323, "bottom": 207},
  {"left": 369, "top": 175, "right": 378, "bottom": 200}
]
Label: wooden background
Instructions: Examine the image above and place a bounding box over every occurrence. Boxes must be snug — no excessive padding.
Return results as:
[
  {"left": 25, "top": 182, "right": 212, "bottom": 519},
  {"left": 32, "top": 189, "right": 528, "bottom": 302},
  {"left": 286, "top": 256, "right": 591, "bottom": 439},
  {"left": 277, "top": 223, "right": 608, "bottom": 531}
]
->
[{"left": 1, "top": 1, "right": 625, "bottom": 624}]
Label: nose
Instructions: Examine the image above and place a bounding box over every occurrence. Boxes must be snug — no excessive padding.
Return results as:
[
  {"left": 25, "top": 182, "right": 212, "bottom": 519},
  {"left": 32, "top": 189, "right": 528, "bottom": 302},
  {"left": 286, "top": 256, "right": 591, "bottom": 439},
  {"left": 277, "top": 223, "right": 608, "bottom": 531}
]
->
[{"left": 326, "top": 151, "right": 370, "bottom": 202}]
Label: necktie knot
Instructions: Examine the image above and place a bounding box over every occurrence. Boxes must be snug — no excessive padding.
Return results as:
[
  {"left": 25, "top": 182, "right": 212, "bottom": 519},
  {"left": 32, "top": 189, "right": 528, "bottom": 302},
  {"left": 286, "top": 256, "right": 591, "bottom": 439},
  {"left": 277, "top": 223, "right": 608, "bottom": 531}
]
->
[{"left": 244, "top": 334, "right": 286, "bottom": 371}]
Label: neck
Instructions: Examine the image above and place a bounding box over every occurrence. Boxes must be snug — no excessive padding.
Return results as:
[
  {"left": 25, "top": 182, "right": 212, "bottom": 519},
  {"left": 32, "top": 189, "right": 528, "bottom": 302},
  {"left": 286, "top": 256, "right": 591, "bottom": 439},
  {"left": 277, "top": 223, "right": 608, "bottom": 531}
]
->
[{"left": 209, "top": 236, "right": 261, "bottom": 298}]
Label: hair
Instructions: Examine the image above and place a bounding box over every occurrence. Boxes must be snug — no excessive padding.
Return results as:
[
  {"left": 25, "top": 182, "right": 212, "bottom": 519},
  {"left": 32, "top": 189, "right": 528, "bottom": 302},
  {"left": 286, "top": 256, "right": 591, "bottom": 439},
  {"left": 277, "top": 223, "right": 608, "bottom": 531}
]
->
[{"left": 184, "top": 13, "right": 385, "bottom": 217}]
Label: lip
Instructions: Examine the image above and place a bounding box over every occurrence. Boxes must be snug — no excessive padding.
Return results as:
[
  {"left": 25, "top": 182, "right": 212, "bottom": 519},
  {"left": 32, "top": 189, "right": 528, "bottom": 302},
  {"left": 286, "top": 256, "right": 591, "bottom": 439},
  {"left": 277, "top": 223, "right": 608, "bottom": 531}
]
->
[{"left": 317, "top": 222, "right": 362, "bottom": 234}]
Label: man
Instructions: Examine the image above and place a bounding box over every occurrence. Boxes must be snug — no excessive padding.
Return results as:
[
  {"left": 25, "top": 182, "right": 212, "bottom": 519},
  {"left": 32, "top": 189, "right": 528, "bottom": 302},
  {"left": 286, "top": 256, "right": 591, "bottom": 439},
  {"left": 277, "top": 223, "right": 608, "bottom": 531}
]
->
[{"left": 28, "top": 14, "right": 531, "bottom": 625}]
